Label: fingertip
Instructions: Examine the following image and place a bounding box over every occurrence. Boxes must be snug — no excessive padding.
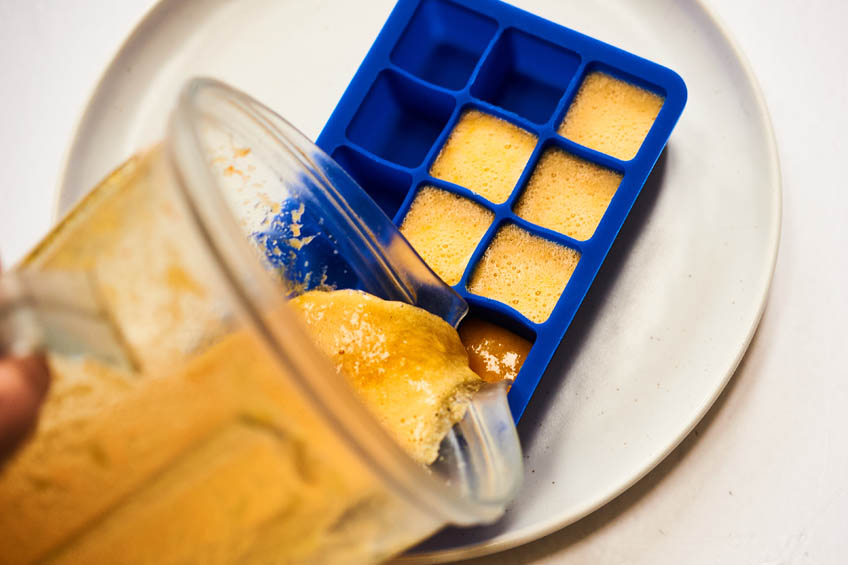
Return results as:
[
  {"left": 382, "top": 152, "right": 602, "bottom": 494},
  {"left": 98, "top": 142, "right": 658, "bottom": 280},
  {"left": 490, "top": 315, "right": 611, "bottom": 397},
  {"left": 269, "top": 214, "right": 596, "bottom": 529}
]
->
[
  {"left": 0, "top": 355, "right": 50, "bottom": 461},
  {"left": 12, "top": 354, "right": 50, "bottom": 402}
]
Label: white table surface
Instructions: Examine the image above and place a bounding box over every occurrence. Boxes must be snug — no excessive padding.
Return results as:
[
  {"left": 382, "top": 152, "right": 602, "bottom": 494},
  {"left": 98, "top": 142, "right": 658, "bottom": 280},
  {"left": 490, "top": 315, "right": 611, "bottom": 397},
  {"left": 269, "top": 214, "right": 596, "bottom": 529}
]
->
[{"left": 1, "top": 1, "right": 846, "bottom": 563}]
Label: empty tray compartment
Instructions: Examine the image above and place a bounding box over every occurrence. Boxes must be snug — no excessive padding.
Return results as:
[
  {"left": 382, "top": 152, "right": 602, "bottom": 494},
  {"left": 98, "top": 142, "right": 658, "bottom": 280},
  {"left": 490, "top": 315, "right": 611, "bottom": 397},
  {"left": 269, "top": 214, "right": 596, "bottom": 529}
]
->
[
  {"left": 332, "top": 146, "right": 413, "bottom": 218},
  {"left": 472, "top": 28, "right": 580, "bottom": 124},
  {"left": 391, "top": 0, "right": 497, "bottom": 90},
  {"left": 346, "top": 71, "right": 455, "bottom": 168}
]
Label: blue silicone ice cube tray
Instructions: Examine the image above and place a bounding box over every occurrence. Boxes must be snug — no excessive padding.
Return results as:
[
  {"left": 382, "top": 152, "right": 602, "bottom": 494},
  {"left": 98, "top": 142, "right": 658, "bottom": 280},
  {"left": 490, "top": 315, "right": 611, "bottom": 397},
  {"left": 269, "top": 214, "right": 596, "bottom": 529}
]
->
[{"left": 315, "top": 0, "right": 687, "bottom": 421}]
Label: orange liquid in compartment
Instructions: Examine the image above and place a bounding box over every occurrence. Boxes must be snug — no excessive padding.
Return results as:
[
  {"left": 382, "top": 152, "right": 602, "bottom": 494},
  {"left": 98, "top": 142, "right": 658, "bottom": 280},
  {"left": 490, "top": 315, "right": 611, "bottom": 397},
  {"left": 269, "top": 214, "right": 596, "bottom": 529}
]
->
[{"left": 459, "top": 317, "right": 533, "bottom": 384}]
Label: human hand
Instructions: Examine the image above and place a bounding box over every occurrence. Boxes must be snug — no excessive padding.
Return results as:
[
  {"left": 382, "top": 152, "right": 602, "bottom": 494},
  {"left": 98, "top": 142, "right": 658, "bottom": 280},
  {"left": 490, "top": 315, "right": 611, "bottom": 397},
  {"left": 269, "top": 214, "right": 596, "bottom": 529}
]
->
[
  {"left": 0, "top": 259, "right": 50, "bottom": 463},
  {"left": 0, "top": 354, "right": 49, "bottom": 463}
]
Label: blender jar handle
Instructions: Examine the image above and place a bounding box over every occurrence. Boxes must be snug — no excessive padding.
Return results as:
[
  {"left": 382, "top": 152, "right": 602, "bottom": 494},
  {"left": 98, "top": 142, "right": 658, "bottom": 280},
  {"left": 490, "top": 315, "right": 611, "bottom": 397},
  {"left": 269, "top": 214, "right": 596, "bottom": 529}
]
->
[
  {"left": 0, "top": 271, "right": 44, "bottom": 358},
  {"left": 0, "top": 270, "right": 137, "bottom": 370}
]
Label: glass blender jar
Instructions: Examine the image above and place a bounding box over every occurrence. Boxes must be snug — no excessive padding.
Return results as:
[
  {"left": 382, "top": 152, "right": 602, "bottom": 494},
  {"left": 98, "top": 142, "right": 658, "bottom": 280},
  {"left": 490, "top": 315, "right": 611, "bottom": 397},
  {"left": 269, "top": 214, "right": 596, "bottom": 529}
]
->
[{"left": 0, "top": 78, "right": 521, "bottom": 564}]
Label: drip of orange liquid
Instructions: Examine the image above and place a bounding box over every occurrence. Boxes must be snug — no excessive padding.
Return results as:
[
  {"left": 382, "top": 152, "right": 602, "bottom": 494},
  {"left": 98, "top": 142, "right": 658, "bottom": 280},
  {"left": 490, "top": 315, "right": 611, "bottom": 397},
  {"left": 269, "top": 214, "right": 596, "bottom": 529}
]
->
[{"left": 458, "top": 317, "right": 533, "bottom": 384}]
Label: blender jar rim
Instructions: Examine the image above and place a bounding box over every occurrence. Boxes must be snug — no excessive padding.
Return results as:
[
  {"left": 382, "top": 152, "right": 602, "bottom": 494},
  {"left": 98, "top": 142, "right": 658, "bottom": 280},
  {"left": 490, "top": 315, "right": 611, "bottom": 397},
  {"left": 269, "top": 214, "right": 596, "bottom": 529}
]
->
[{"left": 164, "top": 76, "right": 519, "bottom": 526}]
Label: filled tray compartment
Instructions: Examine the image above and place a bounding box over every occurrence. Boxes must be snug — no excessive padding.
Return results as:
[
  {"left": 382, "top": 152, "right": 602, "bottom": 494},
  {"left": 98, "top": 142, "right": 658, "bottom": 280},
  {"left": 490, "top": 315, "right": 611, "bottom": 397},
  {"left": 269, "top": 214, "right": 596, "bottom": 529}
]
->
[
  {"left": 458, "top": 301, "right": 536, "bottom": 384},
  {"left": 465, "top": 221, "right": 582, "bottom": 325},
  {"left": 512, "top": 139, "right": 626, "bottom": 242},
  {"left": 556, "top": 64, "right": 668, "bottom": 161},
  {"left": 428, "top": 107, "right": 539, "bottom": 204}
]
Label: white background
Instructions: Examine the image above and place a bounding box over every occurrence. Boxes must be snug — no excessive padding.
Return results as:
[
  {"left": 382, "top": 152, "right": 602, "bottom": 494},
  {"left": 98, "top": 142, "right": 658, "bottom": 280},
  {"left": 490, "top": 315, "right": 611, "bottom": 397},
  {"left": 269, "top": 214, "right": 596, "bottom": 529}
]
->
[{"left": 1, "top": 1, "right": 846, "bottom": 563}]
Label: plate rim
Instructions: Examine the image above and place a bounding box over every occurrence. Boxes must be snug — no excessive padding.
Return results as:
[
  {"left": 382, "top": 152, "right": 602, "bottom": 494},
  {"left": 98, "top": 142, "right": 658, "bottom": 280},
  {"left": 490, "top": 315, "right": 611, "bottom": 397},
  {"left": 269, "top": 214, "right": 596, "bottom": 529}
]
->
[
  {"left": 402, "top": 0, "right": 782, "bottom": 560},
  {"left": 51, "top": 0, "right": 782, "bottom": 561},
  {"left": 52, "top": 0, "right": 163, "bottom": 221}
]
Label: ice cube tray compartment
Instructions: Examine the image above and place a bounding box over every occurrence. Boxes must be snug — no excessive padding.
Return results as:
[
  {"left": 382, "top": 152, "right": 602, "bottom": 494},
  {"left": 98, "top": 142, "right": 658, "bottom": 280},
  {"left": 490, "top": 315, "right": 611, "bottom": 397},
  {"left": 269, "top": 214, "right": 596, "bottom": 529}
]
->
[
  {"left": 390, "top": 0, "right": 498, "bottom": 90},
  {"left": 471, "top": 28, "right": 581, "bottom": 124},
  {"left": 316, "top": 0, "right": 687, "bottom": 420},
  {"left": 346, "top": 70, "right": 455, "bottom": 168},
  {"left": 331, "top": 145, "right": 413, "bottom": 218}
]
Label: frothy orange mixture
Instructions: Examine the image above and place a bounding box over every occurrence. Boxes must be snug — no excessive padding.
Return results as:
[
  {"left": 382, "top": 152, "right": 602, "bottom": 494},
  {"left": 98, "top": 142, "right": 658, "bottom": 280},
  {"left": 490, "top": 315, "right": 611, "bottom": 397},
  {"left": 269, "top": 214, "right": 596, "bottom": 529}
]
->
[
  {"left": 459, "top": 317, "right": 532, "bottom": 383},
  {"left": 430, "top": 110, "right": 537, "bottom": 204},
  {"left": 515, "top": 148, "right": 622, "bottom": 241},
  {"left": 400, "top": 186, "right": 493, "bottom": 285},
  {"left": 559, "top": 72, "right": 664, "bottom": 161},
  {"left": 468, "top": 225, "right": 580, "bottom": 324}
]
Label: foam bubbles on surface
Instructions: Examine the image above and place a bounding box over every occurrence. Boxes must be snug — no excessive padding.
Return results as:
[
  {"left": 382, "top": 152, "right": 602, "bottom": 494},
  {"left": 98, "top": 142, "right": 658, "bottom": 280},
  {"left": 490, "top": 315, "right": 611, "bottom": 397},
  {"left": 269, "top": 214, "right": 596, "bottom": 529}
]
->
[
  {"left": 515, "top": 148, "right": 622, "bottom": 241},
  {"left": 558, "top": 72, "right": 664, "bottom": 161},
  {"left": 468, "top": 225, "right": 580, "bottom": 323},
  {"left": 430, "top": 110, "right": 537, "bottom": 204},
  {"left": 400, "top": 186, "right": 494, "bottom": 285}
]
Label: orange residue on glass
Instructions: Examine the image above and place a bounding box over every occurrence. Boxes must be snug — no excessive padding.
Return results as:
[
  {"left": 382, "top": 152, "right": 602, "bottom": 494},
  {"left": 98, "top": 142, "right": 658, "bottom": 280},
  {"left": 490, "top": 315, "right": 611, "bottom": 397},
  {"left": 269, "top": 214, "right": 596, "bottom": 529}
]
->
[{"left": 223, "top": 165, "right": 244, "bottom": 178}]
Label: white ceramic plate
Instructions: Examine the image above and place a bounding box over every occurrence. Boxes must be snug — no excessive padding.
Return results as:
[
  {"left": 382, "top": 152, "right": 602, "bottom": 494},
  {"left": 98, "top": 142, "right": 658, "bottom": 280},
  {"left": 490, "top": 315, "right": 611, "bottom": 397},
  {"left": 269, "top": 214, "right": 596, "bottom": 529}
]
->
[{"left": 55, "top": 0, "right": 780, "bottom": 561}]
